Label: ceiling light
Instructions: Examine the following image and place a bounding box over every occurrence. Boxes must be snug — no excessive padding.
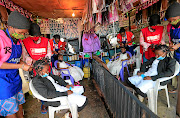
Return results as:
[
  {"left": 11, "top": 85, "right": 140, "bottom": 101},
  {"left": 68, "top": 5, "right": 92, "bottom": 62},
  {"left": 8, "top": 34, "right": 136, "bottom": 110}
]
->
[{"left": 72, "top": 13, "right": 75, "bottom": 17}]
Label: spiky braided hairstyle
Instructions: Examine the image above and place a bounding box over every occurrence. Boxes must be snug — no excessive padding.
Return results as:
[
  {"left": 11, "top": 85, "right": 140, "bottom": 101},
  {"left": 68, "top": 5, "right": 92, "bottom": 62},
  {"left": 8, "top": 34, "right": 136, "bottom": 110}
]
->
[{"left": 33, "top": 58, "right": 50, "bottom": 75}]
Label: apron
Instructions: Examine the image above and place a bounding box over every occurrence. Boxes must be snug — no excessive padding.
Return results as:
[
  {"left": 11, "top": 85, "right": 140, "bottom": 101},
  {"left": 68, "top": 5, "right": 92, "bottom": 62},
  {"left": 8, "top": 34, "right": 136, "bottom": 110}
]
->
[
  {"left": 170, "top": 27, "right": 180, "bottom": 60},
  {"left": 0, "top": 29, "right": 22, "bottom": 100}
]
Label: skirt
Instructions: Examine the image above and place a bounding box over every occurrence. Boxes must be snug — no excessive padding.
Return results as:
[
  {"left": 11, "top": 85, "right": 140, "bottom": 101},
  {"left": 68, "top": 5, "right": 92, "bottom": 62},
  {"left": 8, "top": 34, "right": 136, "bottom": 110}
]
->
[{"left": 0, "top": 90, "right": 25, "bottom": 116}]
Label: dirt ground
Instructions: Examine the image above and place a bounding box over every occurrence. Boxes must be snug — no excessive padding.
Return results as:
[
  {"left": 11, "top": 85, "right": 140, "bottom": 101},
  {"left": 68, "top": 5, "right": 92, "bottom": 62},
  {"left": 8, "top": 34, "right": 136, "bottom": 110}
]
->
[{"left": 23, "top": 79, "right": 110, "bottom": 118}]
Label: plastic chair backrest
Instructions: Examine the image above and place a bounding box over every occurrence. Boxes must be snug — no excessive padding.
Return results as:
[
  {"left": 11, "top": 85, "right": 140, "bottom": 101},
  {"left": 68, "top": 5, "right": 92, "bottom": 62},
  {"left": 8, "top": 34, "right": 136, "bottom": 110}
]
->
[
  {"left": 126, "top": 51, "right": 132, "bottom": 58},
  {"left": 29, "top": 80, "right": 51, "bottom": 101},
  {"left": 174, "top": 62, "right": 179, "bottom": 76},
  {"left": 157, "top": 61, "right": 179, "bottom": 83},
  {"left": 54, "top": 60, "right": 58, "bottom": 69},
  {"left": 29, "top": 80, "right": 69, "bottom": 102},
  {"left": 54, "top": 60, "right": 70, "bottom": 68}
]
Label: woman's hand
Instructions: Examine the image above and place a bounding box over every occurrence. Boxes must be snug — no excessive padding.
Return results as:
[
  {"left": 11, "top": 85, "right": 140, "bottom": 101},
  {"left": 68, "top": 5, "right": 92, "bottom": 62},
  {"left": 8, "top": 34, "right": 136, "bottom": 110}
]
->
[
  {"left": 137, "top": 72, "right": 144, "bottom": 76},
  {"left": 120, "top": 43, "right": 124, "bottom": 47},
  {"left": 125, "top": 43, "right": 128, "bottom": 46},
  {"left": 22, "top": 64, "right": 31, "bottom": 71},
  {"left": 53, "top": 51, "right": 58, "bottom": 55},
  {"left": 143, "top": 76, "right": 152, "bottom": 80},
  {"left": 66, "top": 84, "right": 74, "bottom": 89},
  {"left": 172, "top": 44, "right": 180, "bottom": 50},
  {"left": 67, "top": 90, "right": 73, "bottom": 95}
]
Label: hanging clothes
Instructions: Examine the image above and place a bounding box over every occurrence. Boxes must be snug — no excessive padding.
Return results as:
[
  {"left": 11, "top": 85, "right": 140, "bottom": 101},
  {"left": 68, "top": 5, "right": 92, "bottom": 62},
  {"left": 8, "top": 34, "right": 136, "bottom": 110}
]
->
[
  {"left": 82, "top": 33, "right": 101, "bottom": 53},
  {"left": 92, "top": 0, "right": 105, "bottom": 13},
  {"left": 102, "top": 10, "right": 109, "bottom": 25},
  {"left": 92, "top": 0, "right": 99, "bottom": 13},
  {"left": 109, "top": 3, "right": 119, "bottom": 23}
]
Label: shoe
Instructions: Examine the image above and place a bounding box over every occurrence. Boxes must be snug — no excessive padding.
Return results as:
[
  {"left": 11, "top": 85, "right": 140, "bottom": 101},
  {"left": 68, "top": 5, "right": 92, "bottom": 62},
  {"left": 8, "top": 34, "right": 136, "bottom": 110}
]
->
[
  {"left": 169, "top": 89, "right": 177, "bottom": 94},
  {"left": 41, "top": 104, "right": 48, "bottom": 114}
]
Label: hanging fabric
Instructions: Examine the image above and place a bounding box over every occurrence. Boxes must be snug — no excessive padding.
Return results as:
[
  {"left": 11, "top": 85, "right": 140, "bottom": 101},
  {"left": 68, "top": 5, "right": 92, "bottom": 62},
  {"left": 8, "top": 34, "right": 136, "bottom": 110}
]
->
[
  {"left": 102, "top": 10, "right": 109, "bottom": 25},
  {"left": 82, "top": 33, "right": 101, "bottom": 53},
  {"left": 124, "top": 0, "right": 139, "bottom": 5},
  {"left": 92, "top": 0, "right": 99, "bottom": 13},
  {"left": 141, "top": 0, "right": 149, "bottom": 4},
  {"left": 109, "top": 3, "right": 119, "bottom": 24},
  {"left": 121, "top": 1, "right": 134, "bottom": 13},
  {"left": 97, "top": 12, "right": 102, "bottom": 24}
]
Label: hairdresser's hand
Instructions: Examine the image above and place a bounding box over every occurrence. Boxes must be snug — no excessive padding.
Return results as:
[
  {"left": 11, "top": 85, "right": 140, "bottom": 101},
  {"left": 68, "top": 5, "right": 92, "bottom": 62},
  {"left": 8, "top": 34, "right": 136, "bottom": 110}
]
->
[
  {"left": 67, "top": 90, "right": 73, "bottom": 95},
  {"left": 22, "top": 64, "right": 31, "bottom": 71},
  {"left": 172, "top": 44, "right": 180, "bottom": 50},
  {"left": 143, "top": 76, "right": 152, "bottom": 80},
  {"left": 125, "top": 43, "right": 128, "bottom": 47},
  {"left": 121, "top": 59, "right": 125, "bottom": 62},
  {"left": 150, "top": 44, "right": 155, "bottom": 49},
  {"left": 137, "top": 72, "right": 144, "bottom": 76},
  {"left": 120, "top": 43, "right": 124, "bottom": 47},
  {"left": 32, "top": 59, "right": 37, "bottom": 64},
  {"left": 54, "top": 51, "right": 58, "bottom": 55},
  {"left": 28, "top": 67, "right": 33, "bottom": 71},
  {"left": 66, "top": 84, "right": 74, "bottom": 89}
]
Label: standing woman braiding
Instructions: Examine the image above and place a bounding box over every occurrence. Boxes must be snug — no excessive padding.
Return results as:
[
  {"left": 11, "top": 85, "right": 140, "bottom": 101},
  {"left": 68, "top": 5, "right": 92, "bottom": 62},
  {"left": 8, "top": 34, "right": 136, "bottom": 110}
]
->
[{"left": 0, "top": 11, "right": 31, "bottom": 118}]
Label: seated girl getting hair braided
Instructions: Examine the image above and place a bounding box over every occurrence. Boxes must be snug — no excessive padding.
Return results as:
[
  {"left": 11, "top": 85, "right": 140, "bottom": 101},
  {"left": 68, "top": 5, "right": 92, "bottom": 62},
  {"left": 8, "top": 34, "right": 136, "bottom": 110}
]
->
[
  {"left": 127, "top": 45, "right": 176, "bottom": 100},
  {"left": 32, "top": 58, "right": 88, "bottom": 117}
]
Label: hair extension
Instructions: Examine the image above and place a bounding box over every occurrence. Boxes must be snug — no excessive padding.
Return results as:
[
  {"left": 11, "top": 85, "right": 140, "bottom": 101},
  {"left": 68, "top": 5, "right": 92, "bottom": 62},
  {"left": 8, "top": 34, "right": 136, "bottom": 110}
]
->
[
  {"left": 155, "top": 44, "right": 173, "bottom": 57},
  {"left": 33, "top": 58, "right": 50, "bottom": 75}
]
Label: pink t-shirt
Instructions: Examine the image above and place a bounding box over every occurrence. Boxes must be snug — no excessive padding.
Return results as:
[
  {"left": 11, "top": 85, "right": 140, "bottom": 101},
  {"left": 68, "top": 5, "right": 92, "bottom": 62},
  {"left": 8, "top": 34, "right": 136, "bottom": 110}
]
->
[{"left": 0, "top": 30, "right": 12, "bottom": 67}]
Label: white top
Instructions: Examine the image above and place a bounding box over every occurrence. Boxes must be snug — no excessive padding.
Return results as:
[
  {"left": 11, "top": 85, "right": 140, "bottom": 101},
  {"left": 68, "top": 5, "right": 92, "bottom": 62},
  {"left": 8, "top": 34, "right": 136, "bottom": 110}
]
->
[{"left": 144, "top": 59, "right": 160, "bottom": 76}]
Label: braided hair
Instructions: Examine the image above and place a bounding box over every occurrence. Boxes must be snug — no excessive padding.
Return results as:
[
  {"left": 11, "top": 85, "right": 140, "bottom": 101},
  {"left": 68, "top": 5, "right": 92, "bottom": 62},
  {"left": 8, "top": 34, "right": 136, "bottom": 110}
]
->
[
  {"left": 33, "top": 58, "right": 50, "bottom": 75},
  {"left": 155, "top": 45, "right": 169, "bottom": 52},
  {"left": 155, "top": 44, "right": 173, "bottom": 57}
]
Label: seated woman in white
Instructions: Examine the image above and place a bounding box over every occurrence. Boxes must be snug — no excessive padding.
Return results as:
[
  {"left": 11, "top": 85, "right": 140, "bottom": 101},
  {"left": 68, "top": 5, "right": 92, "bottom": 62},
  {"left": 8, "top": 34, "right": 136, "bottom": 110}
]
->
[
  {"left": 127, "top": 45, "right": 176, "bottom": 98},
  {"left": 56, "top": 54, "right": 84, "bottom": 83},
  {"left": 32, "top": 58, "right": 87, "bottom": 117},
  {"left": 107, "top": 47, "right": 130, "bottom": 78}
]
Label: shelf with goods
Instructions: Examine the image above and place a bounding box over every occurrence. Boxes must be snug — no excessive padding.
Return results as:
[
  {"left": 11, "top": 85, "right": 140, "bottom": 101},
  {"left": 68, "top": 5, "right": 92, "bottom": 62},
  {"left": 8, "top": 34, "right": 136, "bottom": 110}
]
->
[{"left": 63, "top": 54, "right": 79, "bottom": 62}]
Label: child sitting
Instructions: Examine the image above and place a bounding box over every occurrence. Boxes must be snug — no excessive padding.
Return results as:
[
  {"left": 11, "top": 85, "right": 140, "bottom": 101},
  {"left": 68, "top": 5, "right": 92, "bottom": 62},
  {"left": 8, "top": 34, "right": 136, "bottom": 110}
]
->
[
  {"left": 54, "top": 54, "right": 84, "bottom": 83},
  {"left": 32, "top": 58, "right": 87, "bottom": 117},
  {"left": 127, "top": 45, "right": 176, "bottom": 98},
  {"left": 107, "top": 47, "right": 130, "bottom": 78}
]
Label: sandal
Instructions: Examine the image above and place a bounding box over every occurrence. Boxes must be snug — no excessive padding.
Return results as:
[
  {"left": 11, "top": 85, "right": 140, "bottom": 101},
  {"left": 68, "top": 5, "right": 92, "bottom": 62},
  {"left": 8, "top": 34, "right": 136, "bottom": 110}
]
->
[
  {"left": 64, "top": 112, "right": 71, "bottom": 118},
  {"left": 41, "top": 104, "right": 48, "bottom": 114},
  {"left": 74, "top": 82, "right": 80, "bottom": 86},
  {"left": 168, "top": 89, "right": 177, "bottom": 94}
]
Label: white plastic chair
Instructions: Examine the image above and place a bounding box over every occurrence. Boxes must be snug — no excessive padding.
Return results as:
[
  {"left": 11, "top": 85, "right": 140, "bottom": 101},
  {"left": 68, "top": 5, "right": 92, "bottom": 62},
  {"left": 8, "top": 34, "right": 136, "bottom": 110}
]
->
[
  {"left": 147, "top": 61, "right": 179, "bottom": 114},
  {"left": 133, "top": 46, "right": 142, "bottom": 69},
  {"left": 29, "top": 80, "right": 78, "bottom": 118},
  {"left": 19, "top": 68, "right": 30, "bottom": 94},
  {"left": 133, "top": 61, "right": 179, "bottom": 114}
]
